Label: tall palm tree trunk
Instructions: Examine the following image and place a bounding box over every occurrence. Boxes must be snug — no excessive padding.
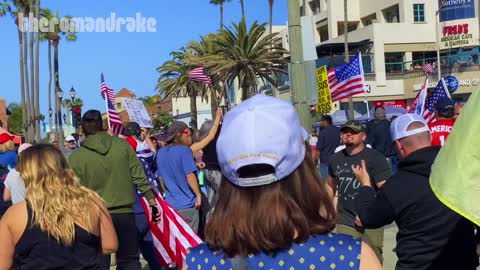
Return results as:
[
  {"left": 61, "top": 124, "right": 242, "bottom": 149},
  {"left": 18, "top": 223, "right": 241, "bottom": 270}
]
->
[
  {"left": 22, "top": 29, "right": 32, "bottom": 141},
  {"left": 189, "top": 91, "right": 198, "bottom": 132},
  {"left": 210, "top": 86, "right": 218, "bottom": 119},
  {"left": 219, "top": 3, "right": 224, "bottom": 29},
  {"left": 269, "top": 0, "right": 273, "bottom": 35},
  {"left": 48, "top": 40, "right": 53, "bottom": 139},
  {"left": 54, "top": 43, "right": 60, "bottom": 140},
  {"left": 34, "top": 0, "right": 41, "bottom": 141},
  {"left": 29, "top": 24, "right": 36, "bottom": 140},
  {"left": 240, "top": 0, "right": 245, "bottom": 18},
  {"left": 17, "top": 27, "right": 27, "bottom": 137}
]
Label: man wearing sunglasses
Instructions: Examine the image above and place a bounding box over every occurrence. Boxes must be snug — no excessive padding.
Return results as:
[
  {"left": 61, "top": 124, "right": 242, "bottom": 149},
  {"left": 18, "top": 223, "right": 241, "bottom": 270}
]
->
[
  {"left": 156, "top": 121, "right": 201, "bottom": 232},
  {"left": 326, "top": 120, "right": 391, "bottom": 262}
]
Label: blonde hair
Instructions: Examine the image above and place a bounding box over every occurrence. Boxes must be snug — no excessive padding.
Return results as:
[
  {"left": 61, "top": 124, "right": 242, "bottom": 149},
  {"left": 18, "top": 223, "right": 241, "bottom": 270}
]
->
[
  {"left": 0, "top": 140, "right": 14, "bottom": 153},
  {"left": 16, "top": 144, "right": 104, "bottom": 246}
]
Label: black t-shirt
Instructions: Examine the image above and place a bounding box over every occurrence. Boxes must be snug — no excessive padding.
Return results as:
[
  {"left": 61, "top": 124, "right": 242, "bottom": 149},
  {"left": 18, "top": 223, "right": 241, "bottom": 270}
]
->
[
  {"left": 328, "top": 147, "right": 391, "bottom": 227},
  {"left": 203, "top": 125, "right": 221, "bottom": 170},
  {"left": 316, "top": 125, "right": 341, "bottom": 164}
]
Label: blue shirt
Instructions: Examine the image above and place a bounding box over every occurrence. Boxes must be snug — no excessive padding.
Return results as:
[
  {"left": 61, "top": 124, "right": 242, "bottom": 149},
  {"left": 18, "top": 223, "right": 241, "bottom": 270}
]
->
[
  {"left": 0, "top": 151, "right": 17, "bottom": 169},
  {"left": 156, "top": 146, "right": 197, "bottom": 210},
  {"left": 186, "top": 232, "right": 361, "bottom": 270}
]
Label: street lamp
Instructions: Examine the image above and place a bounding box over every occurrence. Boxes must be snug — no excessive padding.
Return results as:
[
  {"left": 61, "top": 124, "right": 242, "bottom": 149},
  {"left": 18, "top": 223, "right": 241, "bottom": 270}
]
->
[
  {"left": 69, "top": 86, "right": 76, "bottom": 103},
  {"left": 48, "top": 108, "right": 53, "bottom": 119},
  {"left": 56, "top": 88, "right": 64, "bottom": 142}
]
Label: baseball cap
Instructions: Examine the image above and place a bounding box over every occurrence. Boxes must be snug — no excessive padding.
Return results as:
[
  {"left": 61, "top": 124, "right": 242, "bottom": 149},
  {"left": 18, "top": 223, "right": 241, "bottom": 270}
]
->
[
  {"left": 435, "top": 97, "right": 455, "bottom": 113},
  {"left": 165, "top": 121, "right": 189, "bottom": 142},
  {"left": 390, "top": 113, "right": 430, "bottom": 141},
  {"left": 340, "top": 120, "right": 365, "bottom": 133},
  {"left": 0, "top": 133, "right": 15, "bottom": 144},
  {"left": 18, "top": 143, "right": 32, "bottom": 154},
  {"left": 216, "top": 94, "right": 308, "bottom": 187},
  {"left": 125, "top": 122, "right": 141, "bottom": 137},
  {"left": 65, "top": 135, "right": 75, "bottom": 142}
]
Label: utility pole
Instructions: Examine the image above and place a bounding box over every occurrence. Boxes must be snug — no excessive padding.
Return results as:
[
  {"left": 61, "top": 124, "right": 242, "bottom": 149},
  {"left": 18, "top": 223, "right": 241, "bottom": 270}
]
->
[
  {"left": 344, "top": 0, "right": 355, "bottom": 120},
  {"left": 288, "top": 0, "right": 312, "bottom": 131}
]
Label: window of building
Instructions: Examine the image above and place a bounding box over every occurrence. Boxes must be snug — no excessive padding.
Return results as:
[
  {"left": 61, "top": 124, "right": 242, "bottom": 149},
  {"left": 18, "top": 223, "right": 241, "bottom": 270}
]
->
[
  {"left": 361, "top": 13, "right": 377, "bottom": 26},
  {"left": 116, "top": 103, "right": 122, "bottom": 110},
  {"left": 413, "top": 4, "right": 425, "bottom": 22},
  {"left": 383, "top": 4, "right": 400, "bottom": 23},
  {"left": 309, "top": 0, "right": 320, "bottom": 15},
  {"left": 337, "top": 22, "right": 358, "bottom": 36}
]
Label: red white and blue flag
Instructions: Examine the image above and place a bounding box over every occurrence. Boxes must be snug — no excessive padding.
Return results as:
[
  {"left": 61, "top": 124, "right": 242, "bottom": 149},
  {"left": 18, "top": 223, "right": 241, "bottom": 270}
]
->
[
  {"left": 188, "top": 67, "right": 212, "bottom": 84},
  {"left": 422, "top": 63, "right": 434, "bottom": 74},
  {"left": 100, "top": 73, "right": 125, "bottom": 135},
  {"left": 140, "top": 192, "right": 203, "bottom": 268},
  {"left": 422, "top": 78, "right": 451, "bottom": 123},
  {"left": 409, "top": 78, "right": 429, "bottom": 115},
  {"left": 328, "top": 53, "right": 366, "bottom": 102}
]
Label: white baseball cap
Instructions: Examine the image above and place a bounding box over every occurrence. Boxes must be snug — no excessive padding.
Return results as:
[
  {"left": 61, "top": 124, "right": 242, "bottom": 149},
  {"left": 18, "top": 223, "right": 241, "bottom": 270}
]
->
[
  {"left": 216, "top": 94, "right": 308, "bottom": 187},
  {"left": 65, "top": 135, "right": 76, "bottom": 142},
  {"left": 390, "top": 113, "right": 430, "bottom": 141}
]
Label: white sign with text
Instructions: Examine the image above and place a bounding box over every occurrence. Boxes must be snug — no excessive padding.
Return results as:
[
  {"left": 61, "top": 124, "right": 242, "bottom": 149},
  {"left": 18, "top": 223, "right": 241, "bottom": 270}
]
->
[{"left": 122, "top": 99, "right": 153, "bottom": 128}]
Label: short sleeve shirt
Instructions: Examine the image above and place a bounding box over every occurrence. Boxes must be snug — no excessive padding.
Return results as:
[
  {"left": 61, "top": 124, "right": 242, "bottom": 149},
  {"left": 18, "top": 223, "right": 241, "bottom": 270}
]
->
[
  {"left": 428, "top": 118, "right": 455, "bottom": 146},
  {"left": 3, "top": 169, "right": 25, "bottom": 204},
  {"left": 156, "top": 146, "right": 197, "bottom": 210},
  {"left": 328, "top": 147, "right": 391, "bottom": 227}
]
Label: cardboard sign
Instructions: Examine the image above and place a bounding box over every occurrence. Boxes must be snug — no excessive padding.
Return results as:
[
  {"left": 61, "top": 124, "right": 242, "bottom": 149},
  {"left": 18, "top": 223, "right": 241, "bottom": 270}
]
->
[
  {"left": 122, "top": 99, "right": 153, "bottom": 128},
  {"left": 316, "top": 65, "right": 333, "bottom": 114}
]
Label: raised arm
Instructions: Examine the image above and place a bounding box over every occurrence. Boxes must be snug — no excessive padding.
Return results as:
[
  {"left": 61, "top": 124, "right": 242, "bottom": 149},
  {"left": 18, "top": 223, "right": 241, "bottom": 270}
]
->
[{"left": 190, "top": 108, "right": 222, "bottom": 153}]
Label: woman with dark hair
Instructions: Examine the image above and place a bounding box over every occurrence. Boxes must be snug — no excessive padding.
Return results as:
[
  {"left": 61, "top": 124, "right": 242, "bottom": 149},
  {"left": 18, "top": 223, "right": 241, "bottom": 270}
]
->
[{"left": 183, "top": 95, "right": 381, "bottom": 270}]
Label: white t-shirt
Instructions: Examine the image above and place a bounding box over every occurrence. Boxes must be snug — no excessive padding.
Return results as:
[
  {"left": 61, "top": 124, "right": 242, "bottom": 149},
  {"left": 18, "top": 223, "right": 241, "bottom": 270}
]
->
[
  {"left": 4, "top": 168, "right": 26, "bottom": 204},
  {"left": 334, "top": 144, "right": 372, "bottom": 153}
]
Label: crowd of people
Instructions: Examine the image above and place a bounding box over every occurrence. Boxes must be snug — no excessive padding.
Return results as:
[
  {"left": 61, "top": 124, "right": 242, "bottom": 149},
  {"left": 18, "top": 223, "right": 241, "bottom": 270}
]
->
[{"left": 0, "top": 93, "right": 478, "bottom": 270}]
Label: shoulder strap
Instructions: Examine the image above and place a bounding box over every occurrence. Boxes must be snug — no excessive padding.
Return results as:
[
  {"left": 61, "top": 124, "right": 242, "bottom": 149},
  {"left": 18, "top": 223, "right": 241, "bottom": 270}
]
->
[{"left": 229, "top": 257, "right": 251, "bottom": 270}]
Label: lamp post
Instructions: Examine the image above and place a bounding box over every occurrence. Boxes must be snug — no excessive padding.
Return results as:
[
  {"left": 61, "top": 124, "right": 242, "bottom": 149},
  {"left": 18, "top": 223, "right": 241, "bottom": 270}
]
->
[
  {"left": 435, "top": 2, "right": 446, "bottom": 82},
  {"left": 69, "top": 86, "right": 76, "bottom": 103},
  {"left": 56, "top": 87, "right": 64, "bottom": 142},
  {"left": 48, "top": 107, "right": 53, "bottom": 141},
  {"left": 176, "top": 108, "right": 180, "bottom": 119}
]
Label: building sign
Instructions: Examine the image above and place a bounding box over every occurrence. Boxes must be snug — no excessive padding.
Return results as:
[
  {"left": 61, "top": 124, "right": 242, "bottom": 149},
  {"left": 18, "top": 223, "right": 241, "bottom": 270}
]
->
[
  {"left": 373, "top": 100, "right": 407, "bottom": 109},
  {"left": 439, "top": 0, "right": 475, "bottom": 22},
  {"left": 440, "top": 22, "right": 477, "bottom": 47},
  {"left": 315, "top": 65, "right": 333, "bottom": 114},
  {"left": 122, "top": 99, "right": 153, "bottom": 128},
  {"left": 413, "top": 78, "right": 480, "bottom": 91}
]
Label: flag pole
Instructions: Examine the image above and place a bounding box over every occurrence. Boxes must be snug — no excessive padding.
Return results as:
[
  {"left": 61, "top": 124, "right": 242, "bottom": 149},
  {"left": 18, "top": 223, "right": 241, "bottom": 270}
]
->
[{"left": 103, "top": 92, "right": 111, "bottom": 130}]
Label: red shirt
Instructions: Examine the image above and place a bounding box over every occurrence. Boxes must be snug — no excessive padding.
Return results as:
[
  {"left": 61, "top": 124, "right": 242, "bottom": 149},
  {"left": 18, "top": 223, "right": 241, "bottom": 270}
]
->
[{"left": 428, "top": 118, "right": 455, "bottom": 146}]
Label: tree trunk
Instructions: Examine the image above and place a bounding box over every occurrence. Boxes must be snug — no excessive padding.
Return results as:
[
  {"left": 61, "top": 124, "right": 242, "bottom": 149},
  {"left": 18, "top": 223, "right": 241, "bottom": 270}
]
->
[
  {"left": 22, "top": 29, "right": 32, "bottom": 141},
  {"left": 189, "top": 93, "right": 198, "bottom": 132},
  {"left": 269, "top": 0, "right": 273, "bottom": 35},
  {"left": 54, "top": 43, "right": 61, "bottom": 141},
  {"left": 48, "top": 40, "right": 52, "bottom": 139},
  {"left": 17, "top": 28, "right": 27, "bottom": 137},
  {"left": 210, "top": 87, "right": 218, "bottom": 119},
  {"left": 220, "top": 4, "right": 224, "bottom": 29},
  {"left": 29, "top": 11, "right": 35, "bottom": 141},
  {"left": 34, "top": 0, "right": 41, "bottom": 141},
  {"left": 240, "top": 0, "right": 245, "bottom": 18}
]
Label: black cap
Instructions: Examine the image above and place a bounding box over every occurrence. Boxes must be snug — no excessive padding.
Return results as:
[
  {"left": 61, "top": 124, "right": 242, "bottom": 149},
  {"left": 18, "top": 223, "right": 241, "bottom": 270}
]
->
[
  {"left": 340, "top": 120, "right": 366, "bottom": 133},
  {"left": 125, "top": 122, "right": 141, "bottom": 137},
  {"left": 166, "top": 121, "right": 189, "bottom": 142}
]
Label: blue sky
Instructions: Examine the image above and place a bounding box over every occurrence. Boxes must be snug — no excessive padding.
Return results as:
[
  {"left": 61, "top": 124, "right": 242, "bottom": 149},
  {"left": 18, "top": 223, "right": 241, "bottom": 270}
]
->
[{"left": 0, "top": 0, "right": 288, "bottom": 115}]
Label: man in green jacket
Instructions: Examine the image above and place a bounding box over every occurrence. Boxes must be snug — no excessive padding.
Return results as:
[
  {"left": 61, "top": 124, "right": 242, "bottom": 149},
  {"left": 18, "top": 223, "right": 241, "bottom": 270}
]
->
[{"left": 69, "top": 110, "right": 159, "bottom": 270}]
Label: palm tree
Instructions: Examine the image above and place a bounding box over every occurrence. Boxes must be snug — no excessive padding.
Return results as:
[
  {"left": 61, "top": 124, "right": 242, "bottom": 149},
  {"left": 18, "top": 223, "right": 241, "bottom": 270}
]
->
[
  {"left": 39, "top": 8, "right": 55, "bottom": 138},
  {"left": 156, "top": 50, "right": 202, "bottom": 131},
  {"left": 3, "top": 0, "right": 31, "bottom": 138},
  {"left": 187, "top": 34, "right": 222, "bottom": 119},
  {"left": 197, "top": 18, "right": 289, "bottom": 101},
  {"left": 48, "top": 11, "right": 77, "bottom": 140},
  {"left": 209, "top": 0, "right": 231, "bottom": 29}
]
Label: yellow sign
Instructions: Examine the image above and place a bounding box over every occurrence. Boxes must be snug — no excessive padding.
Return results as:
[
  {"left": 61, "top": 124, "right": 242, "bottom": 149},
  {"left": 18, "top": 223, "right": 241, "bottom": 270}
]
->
[{"left": 316, "top": 66, "right": 333, "bottom": 114}]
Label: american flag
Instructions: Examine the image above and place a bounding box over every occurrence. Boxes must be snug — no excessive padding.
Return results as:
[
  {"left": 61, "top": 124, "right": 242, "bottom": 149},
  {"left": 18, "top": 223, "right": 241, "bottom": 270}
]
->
[
  {"left": 140, "top": 192, "right": 202, "bottom": 268},
  {"left": 409, "top": 78, "right": 429, "bottom": 114},
  {"left": 188, "top": 67, "right": 211, "bottom": 84},
  {"left": 422, "top": 63, "right": 434, "bottom": 74},
  {"left": 423, "top": 78, "right": 451, "bottom": 123},
  {"left": 328, "top": 53, "right": 366, "bottom": 102},
  {"left": 100, "top": 73, "right": 125, "bottom": 135}
]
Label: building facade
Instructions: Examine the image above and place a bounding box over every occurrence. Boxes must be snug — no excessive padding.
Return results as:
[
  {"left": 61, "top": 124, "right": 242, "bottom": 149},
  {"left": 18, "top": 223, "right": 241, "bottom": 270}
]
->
[{"left": 277, "top": 0, "right": 480, "bottom": 114}]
